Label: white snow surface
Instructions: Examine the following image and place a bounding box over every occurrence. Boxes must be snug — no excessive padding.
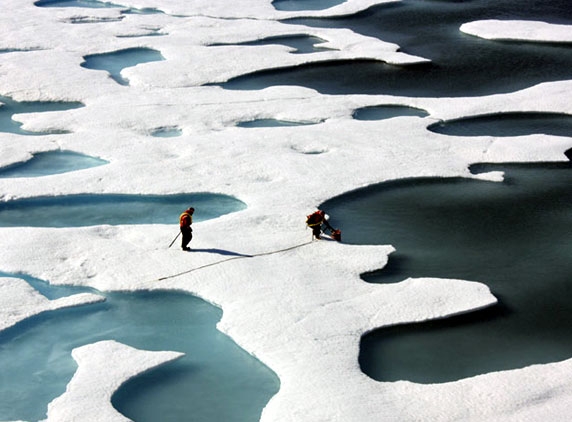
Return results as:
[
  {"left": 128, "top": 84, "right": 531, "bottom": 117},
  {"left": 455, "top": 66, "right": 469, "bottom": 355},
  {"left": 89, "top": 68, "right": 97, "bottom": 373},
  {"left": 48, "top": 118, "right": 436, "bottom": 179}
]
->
[
  {"left": 461, "top": 19, "right": 572, "bottom": 43},
  {"left": 1, "top": 1, "right": 572, "bottom": 421},
  {"left": 0, "top": 277, "right": 104, "bottom": 331},
  {"left": 44, "top": 341, "right": 183, "bottom": 422}
]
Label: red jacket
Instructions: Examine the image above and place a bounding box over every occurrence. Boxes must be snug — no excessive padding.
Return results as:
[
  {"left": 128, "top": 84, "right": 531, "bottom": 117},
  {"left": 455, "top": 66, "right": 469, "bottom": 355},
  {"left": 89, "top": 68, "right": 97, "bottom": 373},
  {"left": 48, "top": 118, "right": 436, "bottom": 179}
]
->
[{"left": 306, "top": 211, "right": 325, "bottom": 227}]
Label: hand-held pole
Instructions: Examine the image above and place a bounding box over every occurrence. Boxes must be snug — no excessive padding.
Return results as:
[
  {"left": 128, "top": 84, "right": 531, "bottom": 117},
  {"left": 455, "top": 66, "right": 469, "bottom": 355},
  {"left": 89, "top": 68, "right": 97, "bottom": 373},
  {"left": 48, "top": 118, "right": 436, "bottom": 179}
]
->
[{"left": 168, "top": 231, "right": 181, "bottom": 248}]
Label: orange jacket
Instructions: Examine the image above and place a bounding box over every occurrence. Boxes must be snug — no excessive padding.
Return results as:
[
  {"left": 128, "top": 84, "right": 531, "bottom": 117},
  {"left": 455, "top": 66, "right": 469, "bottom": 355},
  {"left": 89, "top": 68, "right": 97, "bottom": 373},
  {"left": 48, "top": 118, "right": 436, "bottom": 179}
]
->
[{"left": 179, "top": 211, "right": 193, "bottom": 228}]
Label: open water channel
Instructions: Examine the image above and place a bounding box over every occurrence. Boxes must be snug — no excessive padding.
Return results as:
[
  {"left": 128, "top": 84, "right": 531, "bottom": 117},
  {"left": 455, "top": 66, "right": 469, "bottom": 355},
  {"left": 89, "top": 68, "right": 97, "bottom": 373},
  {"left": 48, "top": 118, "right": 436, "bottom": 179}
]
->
[{"left": 324, "top": 162, "right": 572, "bottom": 383}]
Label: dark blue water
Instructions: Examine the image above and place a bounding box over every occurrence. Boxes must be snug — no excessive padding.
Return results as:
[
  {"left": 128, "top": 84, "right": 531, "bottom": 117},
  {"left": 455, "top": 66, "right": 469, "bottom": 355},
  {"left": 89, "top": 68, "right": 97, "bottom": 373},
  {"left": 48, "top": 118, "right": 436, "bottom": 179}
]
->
[
  {"left": 428, "top": 112, "right": 572, "bottom": 137},
  {"left": 323, "top": 162, "right": 572, "bottom": 383},
  {"left": 272, "top": 0, "right": 345, "bottom": 11},
  {"left": 0, "top": 150, "right": 107, "bottom": 178},
  {"left": 34, "top": 0, "right": 120, "bottom": 8},
  {"left": 0, "top": 95, "right": 83, "bottom": 135},
  {"left": 221, "top": 0, "right": 572, "bottom": 97},
  {"left": 80, "top": 48, "right": 165, "bottom": 85},
  {"left": 0, "top": 193, "right": 245, "bottom": 227},
  {"left": 212, "top": 35, "right": 333, "bottom": 54},
  {"left": 237, "top": 118, "right": 319, "bottom": 127},
  {"left": 353, "top": 105, "right": 429, "bottom": 121},
  {"left": 0, "top": 277, "right": 279, "bottom": 422},
  {"left": 34, "top": 0, "right": 164, "bottom": 15}
]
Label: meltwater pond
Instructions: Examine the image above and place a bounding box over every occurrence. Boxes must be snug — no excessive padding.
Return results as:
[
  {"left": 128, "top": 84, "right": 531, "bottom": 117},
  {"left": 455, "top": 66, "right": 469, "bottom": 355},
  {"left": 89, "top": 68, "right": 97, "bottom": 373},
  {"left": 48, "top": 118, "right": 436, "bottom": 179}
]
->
[
  {"left": 322, "top": 162, "right": 572, "bottom": 383},
  {"left": 213, "top": 35, "right": 334, "bottom": 54},
  {"left": 150, "top": 126, "right": 182, "bottom": 137},
  {"left": 81, "top": 48, "right": 164, "bottom": 86},
  {"left": 428, "top": 112, "right": 572, "bottom": 137},
  {"left": 34, "top": 0, "right": 164, "bottom": 15},
  {"left": 0, "top": 95, "right": 83, "bottom": 135},
  {"left": 352, "top": 105, "right": 428, "bottom": 121},
  {"left": 237, "top": 118, "right": 319, "bottom": 128},
  {"left": 34, "top": 0, "right": 120, "bottom": 8},
  {"left": 0, "top": 279, "right": 279, "bottom": 422},
  {"left": 0, "top": 193, "right": 245, "bottom": 227},
  {"left": 0, "top": 150, "right": 107, "bottom": 178},
  {"left": 272, "top": 0, "right": 344, "bottom": 11}
]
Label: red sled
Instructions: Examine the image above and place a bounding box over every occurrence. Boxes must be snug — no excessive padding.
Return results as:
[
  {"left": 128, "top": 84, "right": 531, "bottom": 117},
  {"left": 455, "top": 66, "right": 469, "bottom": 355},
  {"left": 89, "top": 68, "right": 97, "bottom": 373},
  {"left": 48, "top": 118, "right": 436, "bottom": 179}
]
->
[{"left": 331, "top": 229, "right": 342, "bottom": 242}]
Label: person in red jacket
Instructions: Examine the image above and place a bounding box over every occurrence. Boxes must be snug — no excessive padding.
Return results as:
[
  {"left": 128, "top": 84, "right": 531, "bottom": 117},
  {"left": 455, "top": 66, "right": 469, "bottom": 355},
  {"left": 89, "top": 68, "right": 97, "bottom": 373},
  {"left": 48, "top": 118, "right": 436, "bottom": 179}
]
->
[
  {"left": 306, "top": 210, "right": 341, "bottom": 241},
  {"left": 179, "top": 207, "right": 194, "bottom": 251}
]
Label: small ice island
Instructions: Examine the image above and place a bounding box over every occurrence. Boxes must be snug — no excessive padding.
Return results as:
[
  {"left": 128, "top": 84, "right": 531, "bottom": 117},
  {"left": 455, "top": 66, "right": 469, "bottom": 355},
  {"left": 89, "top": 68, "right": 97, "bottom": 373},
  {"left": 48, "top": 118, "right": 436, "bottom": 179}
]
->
[{"left": 461, "top": 20, "right": 572, "bottom": 43}]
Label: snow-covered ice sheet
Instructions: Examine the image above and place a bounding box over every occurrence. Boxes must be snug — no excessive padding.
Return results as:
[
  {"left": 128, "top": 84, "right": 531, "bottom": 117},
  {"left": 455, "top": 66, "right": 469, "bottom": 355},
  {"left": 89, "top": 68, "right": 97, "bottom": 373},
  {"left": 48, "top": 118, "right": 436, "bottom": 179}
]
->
[{"left": 1, "top": 0, "right": 572, "bottom": 421}]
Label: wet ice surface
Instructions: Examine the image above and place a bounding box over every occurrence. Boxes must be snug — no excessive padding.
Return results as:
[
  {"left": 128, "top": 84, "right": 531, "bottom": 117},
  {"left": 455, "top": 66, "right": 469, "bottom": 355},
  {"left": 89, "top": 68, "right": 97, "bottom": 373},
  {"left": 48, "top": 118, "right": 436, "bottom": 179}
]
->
[
  {"left": 1, "top": 0, "right": 572, "bottom": 421},
  {"left": 150, "top": 126, "right": 182, "bottom": 137}
]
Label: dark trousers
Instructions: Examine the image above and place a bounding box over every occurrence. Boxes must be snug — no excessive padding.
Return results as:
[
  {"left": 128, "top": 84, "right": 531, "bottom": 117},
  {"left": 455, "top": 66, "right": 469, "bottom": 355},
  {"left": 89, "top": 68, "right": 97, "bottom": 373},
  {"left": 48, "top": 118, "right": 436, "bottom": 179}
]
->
[
  {"left": 312, "top": 225, "right": 322, "bottom": 238},
  {"left": 313, "top": 220, "right": 333, "bottom": 238},
  {"left": 181, "top": 226, "right": 193, "bottom": 248}
]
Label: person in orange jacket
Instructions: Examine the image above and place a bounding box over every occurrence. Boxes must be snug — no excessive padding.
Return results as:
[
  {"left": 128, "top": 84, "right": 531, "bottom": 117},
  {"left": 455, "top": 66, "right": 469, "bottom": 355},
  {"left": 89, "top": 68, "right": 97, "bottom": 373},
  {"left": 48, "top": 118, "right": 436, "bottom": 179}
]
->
[{"left": 179, "top": 207, "right": 194, "bottom": 251}]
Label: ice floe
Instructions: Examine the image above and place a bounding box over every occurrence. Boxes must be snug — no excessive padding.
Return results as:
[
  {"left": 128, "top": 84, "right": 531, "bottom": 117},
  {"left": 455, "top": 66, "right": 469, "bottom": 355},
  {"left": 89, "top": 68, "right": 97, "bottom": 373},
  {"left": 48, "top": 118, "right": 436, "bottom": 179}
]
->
[{"left": 461, "top": 20, "right": 572, "bottom": 43}]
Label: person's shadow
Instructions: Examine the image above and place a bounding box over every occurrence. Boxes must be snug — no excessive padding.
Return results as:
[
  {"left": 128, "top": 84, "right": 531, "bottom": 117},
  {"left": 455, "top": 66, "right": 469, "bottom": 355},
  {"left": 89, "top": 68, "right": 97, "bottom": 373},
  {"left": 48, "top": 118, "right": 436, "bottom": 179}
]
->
[{"left": 191, "top": 248, "right": 253, "bottom": 258}]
